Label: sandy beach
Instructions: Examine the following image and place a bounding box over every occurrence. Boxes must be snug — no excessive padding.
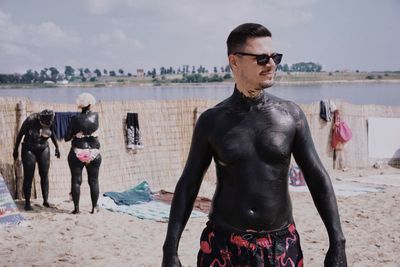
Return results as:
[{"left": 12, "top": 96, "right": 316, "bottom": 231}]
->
[{"left": 1, "top": 168, "right": 400, "bottom": 267}]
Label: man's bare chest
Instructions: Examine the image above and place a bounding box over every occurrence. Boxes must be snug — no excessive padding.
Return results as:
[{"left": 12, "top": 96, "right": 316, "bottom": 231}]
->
[{"left": 209, "top": 110, "right": 296, "bottom": 164}]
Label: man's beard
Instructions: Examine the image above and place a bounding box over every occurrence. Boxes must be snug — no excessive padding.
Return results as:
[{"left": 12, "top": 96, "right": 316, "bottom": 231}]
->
[
  {"left": 255, "top": 70, "right": 276, "bottom": 90},
  {"left": 247, "top": 80, "right": 273, "bottom": 98},
  {"left": 260, "top": 79, "right": 274, "bottom": 89}
]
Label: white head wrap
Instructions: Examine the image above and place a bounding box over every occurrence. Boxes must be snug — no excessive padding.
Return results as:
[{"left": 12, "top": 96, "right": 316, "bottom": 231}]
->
[{"left": 76, "top": 93, "right": 96, "bottom": 108}]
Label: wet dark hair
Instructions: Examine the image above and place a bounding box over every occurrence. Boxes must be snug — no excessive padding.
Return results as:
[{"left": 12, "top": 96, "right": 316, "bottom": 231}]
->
[
  {"left": 226, "top": 23, "right": 272, "bottom": 55},
  {"left": 39, "top": 109, "right": 54, "bottom": 126}
]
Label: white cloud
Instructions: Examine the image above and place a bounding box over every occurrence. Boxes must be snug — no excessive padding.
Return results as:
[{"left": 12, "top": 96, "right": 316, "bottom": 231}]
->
[
  {"left": 0, "top": 11, "right": 23, "bottom": 43},
  {"left": 0, "top": 10, "right": 83, "bottom": 72},
  {"left": 0, "top": 43, "right": 42, "bottom": 72},
  {"left": 1, "top": 43, "right": 31, "bottom": 56},
  {"left": 85, "top": 0, "right": 114, "bottom": 15},
  {"left": 0, "top": 10, "right": 10, "bottom": 21},
  {"left": 96, "top": 29, "right": 129, "bottom": 44},
  {"left": 1, "top": 0, "right": 398, "bottom": 73},
  {"left": 84, "top": 0, "right": 314, "bottom": 28},
  {"left": 269, "top": 0, "right": 318, "bottom": 8},
  {"left": 0, "top": 11, "right": 81, "bottom": 49},
  {"left": 92, "top": 29, "right": 144, "bottom": 57},
  {"left": 138, "top": 0, "right": 315, "bottom": 32},
  {"left": 26, "top": 22, "right": 81, "bottom": 48}
]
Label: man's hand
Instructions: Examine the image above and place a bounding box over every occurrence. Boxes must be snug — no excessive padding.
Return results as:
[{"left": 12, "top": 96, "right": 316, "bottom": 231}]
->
[
  {"left": 55, "top": 148, "right": 60, "bottom": 158},
  {"left": 162, "top": 254, "right": 181, "bottom": 267},
  {"left": 324, "top": 241, "right": 347, "bottom": 267},
  {"left": 13, "top": 149, "right": 18, "bottom": 160}
]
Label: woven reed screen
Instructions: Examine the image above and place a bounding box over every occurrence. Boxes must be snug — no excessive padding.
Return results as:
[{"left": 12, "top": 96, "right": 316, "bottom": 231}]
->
[{"left": 1, "top": 97, "right": 399, "bottom": 199}]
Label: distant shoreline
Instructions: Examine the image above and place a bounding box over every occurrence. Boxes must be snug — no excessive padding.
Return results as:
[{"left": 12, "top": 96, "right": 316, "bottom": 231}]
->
[
  {"left": 1, "top": 79, "right": 400, "bottom": 90},
  {"left": 1, "top": 72, "right": 400, "bottom": 89},
  {"left": 1, "top": 78, "right": 399, "bottom": 106},
  {"left": 275, "top": 79, "right": 400, "bottom": 85}
]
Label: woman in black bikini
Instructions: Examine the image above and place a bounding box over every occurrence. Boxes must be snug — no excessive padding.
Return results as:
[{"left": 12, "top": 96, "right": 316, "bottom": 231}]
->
[
  {"left": 65, "top": 93, "right": 101, "bottom": 214},
  {"left": 13, "top": 109, "right": 60, "bottom": 210}
]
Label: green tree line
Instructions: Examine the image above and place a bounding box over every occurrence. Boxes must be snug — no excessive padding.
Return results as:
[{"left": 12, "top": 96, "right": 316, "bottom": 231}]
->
[
  {"left": 1, "top": 61, "right": 325, "bottom": 84},
  {"left": 276, "top": 62, "right": 322, "bottom": 72},
  {"left": 0, "top": 65, "right": 231, "bottom": 84}
]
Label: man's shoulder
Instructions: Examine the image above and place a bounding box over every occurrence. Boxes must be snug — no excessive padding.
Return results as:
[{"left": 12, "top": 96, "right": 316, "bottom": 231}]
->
[
  {"left": 214, "top": 96, "right": 233, "bottom": 108},
  {"left": 266, "top": 93, "right": 302, "bottom": 115},
  {"left": 194, "top": 99, "right": 232, "bottom": 128},
  {"left": 201, "top": 97, "right": 231, "bottom": 115},
  {"left": 197, "top": 106, "right": 220, "bottom": 122}
]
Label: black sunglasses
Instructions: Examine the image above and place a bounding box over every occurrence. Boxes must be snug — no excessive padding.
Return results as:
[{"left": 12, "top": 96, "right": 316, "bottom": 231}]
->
[{"left": 233, "top": 52, "right": 283, "bottom": 65}]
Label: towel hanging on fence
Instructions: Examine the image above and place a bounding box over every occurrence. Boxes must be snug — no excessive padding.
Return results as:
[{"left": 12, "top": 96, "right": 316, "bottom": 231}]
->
[
  {"left": 319, "top": 100, "right": 332, "bottom": 122},
  {"left": 54, "top": 112, "right": 79, "bottom": 140},
  {"left": 126, "top": 112, "right": 143, "bottom": 150},
  {"left": 319, "top": 100, "right": 337, "bottom": 122}
]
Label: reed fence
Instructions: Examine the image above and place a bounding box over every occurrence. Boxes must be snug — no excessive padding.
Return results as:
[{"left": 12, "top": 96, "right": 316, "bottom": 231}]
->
[{"left": 0, "top": 97, "right": 399, "bottom": 199}]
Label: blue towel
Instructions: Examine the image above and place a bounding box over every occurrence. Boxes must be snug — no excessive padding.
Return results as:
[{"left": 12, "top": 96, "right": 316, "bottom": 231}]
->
[
  {"left": 54, "top": 112, "right": 79, "bottom": 140},
  {"left": 103, "top": 181, "right": 153, "bottom": 205}
]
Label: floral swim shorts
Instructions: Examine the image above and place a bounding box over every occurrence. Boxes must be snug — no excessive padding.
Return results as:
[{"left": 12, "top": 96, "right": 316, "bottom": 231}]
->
[{"left": 197, "top": 221, "right": 303, "bottom": 267}]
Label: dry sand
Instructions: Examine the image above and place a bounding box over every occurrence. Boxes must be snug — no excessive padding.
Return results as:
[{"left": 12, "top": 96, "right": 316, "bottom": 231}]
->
[{"left": 1, "top": 168, "right": 399, "bottom": 266}]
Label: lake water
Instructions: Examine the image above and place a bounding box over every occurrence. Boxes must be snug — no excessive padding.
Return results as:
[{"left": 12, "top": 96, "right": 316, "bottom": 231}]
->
[{"left": 0, "top": 82, "right": 399, "bottom": 106}]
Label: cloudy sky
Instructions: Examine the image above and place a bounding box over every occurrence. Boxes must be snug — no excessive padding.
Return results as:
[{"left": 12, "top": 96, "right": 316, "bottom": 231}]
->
[{"left": 0, "top": 0, "right": 399, "bottom": 74}]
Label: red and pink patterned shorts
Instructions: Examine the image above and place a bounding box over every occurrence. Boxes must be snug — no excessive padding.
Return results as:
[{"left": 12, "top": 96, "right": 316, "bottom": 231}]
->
[{"left": 197, "top": 221, "right": 303, "bottom": 267}]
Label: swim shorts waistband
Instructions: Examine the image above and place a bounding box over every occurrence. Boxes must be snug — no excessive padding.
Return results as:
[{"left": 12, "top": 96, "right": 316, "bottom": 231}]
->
[{"left": 207, "top": 220, "right": 296, "bottom": 238}]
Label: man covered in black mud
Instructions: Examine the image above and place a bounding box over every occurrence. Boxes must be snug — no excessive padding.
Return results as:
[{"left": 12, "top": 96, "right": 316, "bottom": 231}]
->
[{"left": 163, "top": 23, "right": 347, "bottom": 266}]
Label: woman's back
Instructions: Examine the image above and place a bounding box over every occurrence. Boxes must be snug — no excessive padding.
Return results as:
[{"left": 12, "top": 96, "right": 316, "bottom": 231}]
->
[{"left": 69, "top": 112, "right": 100, "bottom": 149}]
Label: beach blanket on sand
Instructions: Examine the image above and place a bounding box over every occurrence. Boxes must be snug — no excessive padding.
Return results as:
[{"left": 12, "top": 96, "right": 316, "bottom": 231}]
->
[
  {"left": 289, "top": 182, "right": 384, "bottom": 196},
  {"left": 101, "top": 181, "right": 206, "bottom": 221},
  {"left": 103, "top": 181, "right": 153, "bottom": 205},
  {"left": 0, "top": 175, "right": 24, "bottom": 227},
  {"left": 98, "top": 196, "right": 206, "bottom": 222}
]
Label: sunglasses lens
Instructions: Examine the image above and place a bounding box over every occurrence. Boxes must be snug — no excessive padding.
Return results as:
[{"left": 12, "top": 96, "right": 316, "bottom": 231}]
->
[
  {"left": 256, "top": 54, "right": 283, "bottom": 65},
  {"left": 257, "top": 55, "right": 269, "bottom": 65},
  {"left": 236, "top": 52, "right": 283, "bottom": 65}
]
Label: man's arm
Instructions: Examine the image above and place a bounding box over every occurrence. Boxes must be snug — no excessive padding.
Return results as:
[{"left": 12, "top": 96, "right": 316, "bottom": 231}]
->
[
  {"left": 291, "top": 106, "right": 347, "bottom": 266},
  {"left": 162, "top": 112, "right": 213, "bottom": 266}
]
